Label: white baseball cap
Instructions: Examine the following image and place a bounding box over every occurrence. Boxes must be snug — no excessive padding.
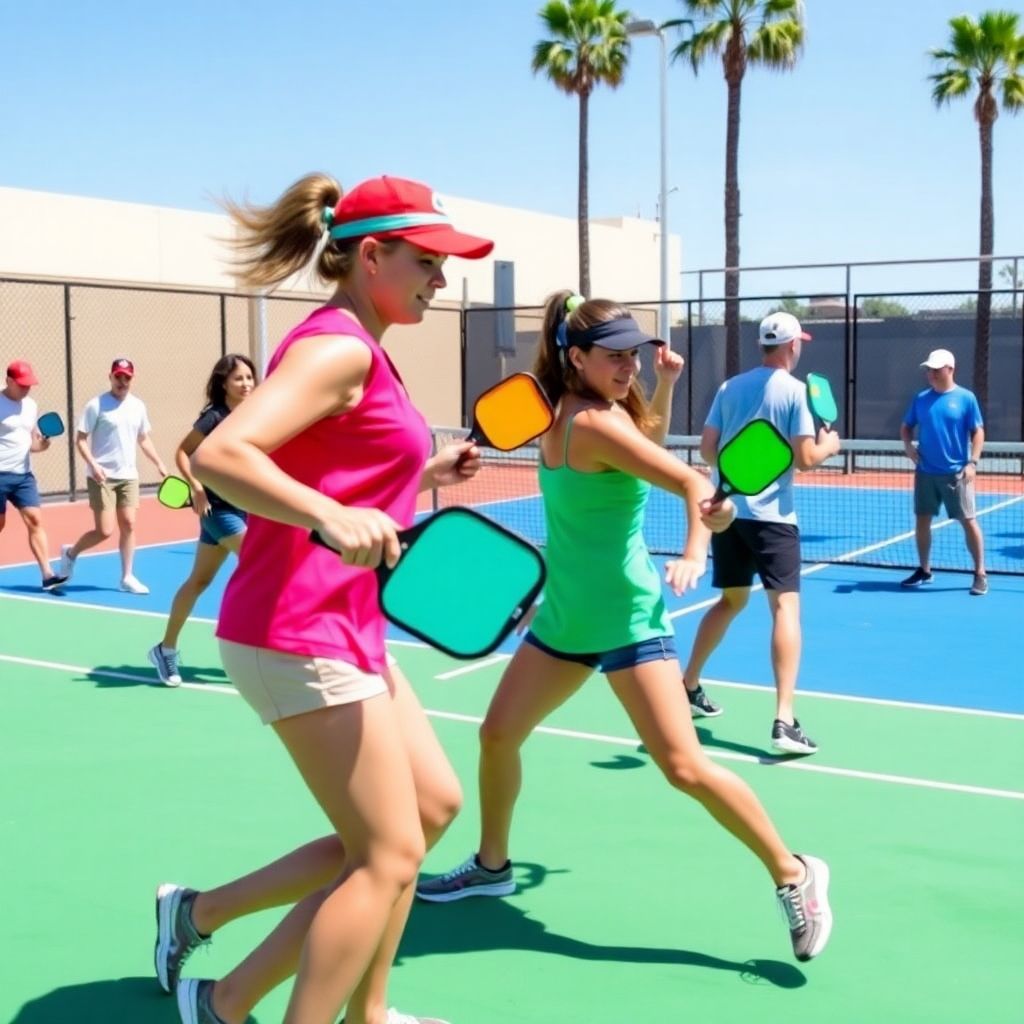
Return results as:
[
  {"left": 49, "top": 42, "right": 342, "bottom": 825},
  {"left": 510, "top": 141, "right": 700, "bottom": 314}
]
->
[
  {"left": 758, "top": 311, "right": 812, "bottom": 346},
  {"left": 921, "top": 348, "right": 955, "bottom": 369}
]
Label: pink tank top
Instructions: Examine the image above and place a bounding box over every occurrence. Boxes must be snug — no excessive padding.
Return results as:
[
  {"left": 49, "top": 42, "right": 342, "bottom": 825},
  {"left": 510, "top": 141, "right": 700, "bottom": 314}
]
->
[{"left": 216, "top": 307, "right": 432, "bottom": 672}]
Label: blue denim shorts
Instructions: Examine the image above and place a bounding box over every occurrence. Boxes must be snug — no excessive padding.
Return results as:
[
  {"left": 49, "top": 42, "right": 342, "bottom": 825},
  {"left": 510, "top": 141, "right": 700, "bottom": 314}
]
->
[
  {"left": 0, "top": 471, "right": 41, "bottom": 512},
  {"left": 523, "top": 631, "right": 677, "bottom": 672},
  {"left": 199, "top": 507, "right": 247, "bottom": 546}
]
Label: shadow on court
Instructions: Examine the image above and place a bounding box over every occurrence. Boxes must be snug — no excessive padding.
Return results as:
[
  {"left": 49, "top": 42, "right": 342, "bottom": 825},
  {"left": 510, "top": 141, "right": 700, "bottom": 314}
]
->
[
  {"left": 8, "top": 976, "right": 264, "bottom": 1024},
  {"left": 72, "top": 664, "right": 230, "bottom": 688},
  {"left": 631, "top": 733, "right": 777, "bottom": 762},
  {"left": 401, "top": 863, "right": 805, "bottom": 989}
]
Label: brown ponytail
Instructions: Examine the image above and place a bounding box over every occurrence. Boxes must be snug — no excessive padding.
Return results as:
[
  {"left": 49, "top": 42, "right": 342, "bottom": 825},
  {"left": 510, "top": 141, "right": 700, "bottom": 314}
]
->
[{"left": 223, "top": 172, "right": 366, "bottom": 289}]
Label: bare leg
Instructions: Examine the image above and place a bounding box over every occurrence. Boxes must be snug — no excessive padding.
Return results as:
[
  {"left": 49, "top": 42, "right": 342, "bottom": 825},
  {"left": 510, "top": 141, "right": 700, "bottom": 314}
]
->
[
  {"left": 914, "top": 514, "right": 932, "bottom": 572},
  {"left": 70, "top": 505, "right": 114, "bottom": 558},
  {"left": 116, "top": 504, "right": 138, "bottom": 579},
  {"left": 209, "top": 665, "right": 460, "bottom": 1024},
  {"left": 18, "top": 506, "right": 52, "bottom": 578},
  {"left": 477, "top": 643, "right": 592, "bottom": 869},
  {"left": 765, "top": 590, "right": 801, "bottom": 724},
  {"left": 607, "top": 657, "right": 804, "bottom": 887},
  {"left": 960, "top": 517, "right": 986, "bottom": 575},
  {"left": 161, "top": 541, "right": 231, "bottom": 649},
  {"left": 683, "top": 588, "right": 749, "bottom": 691}
]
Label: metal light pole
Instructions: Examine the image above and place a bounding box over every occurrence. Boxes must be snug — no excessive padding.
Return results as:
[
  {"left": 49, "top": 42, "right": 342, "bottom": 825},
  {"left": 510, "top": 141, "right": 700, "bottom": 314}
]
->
[{"left": 626, "top": 18, "right": 670, "bottom": 344}]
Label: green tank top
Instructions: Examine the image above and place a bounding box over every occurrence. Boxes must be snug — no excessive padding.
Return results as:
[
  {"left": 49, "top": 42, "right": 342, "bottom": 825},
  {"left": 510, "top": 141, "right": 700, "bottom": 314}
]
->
[{"left": 530, "top": 415, "right": 671, "bottom": 654}]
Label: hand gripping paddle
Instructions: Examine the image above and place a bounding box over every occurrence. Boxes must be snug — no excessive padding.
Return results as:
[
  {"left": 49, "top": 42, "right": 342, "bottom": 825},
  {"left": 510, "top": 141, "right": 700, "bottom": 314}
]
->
[
  {"left": 316, "top": 507, "right": 546, "bottom": 660},
  {"left": 713, "top": 419, "right": 795, "bottom": 501}
]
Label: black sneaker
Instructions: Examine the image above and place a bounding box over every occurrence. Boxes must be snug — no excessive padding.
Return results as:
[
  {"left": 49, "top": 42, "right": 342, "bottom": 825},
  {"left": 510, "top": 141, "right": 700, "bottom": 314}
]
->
[
  {"left": 41, "top": 574, "right": 68, "bottom": 592},
  {"left": 771, "top": 719, "right": 818, "bottom": 755},
  {"left": 686, "top": 684, "right": 723, "bottom": 718},
  {"left": 900, "top": 567, "right": 933, "bottom": 588}
]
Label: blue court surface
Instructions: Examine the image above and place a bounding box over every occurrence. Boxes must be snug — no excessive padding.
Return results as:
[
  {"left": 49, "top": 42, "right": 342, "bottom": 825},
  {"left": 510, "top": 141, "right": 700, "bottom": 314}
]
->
[{"left": 3, "top": 536, "right": 1021, "bottom": 716}]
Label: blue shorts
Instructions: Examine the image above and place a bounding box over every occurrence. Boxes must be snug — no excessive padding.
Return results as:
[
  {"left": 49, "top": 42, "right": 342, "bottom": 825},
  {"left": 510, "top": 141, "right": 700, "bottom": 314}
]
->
[
  {"left": 199, "top": 507, "right": 247, "bottom": 546},
  {"left": 523, "top": 631, "right": 677, "bottom": 672},
  {"left": 0, "top": 471, "right": 41, "bottom": 513}
]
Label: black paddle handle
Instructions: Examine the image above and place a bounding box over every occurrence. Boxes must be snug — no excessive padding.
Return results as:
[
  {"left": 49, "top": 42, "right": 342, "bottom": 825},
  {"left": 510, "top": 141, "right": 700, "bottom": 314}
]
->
[{"left": 309, "top": 522, "right": 421, "bottom": 582}]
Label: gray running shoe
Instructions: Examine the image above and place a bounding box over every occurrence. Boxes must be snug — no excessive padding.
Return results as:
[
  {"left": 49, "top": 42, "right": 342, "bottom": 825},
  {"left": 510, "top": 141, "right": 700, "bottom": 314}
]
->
[
  {"left": 687, "top": 683, "right": 723, "bottom": 718},
  {"left": 772, "top": 718, "right": 818, "bottom": 755},
  {"left": 149, "top": 644, "right": 183, "bottom": 686},
  {"left": 970, "top": 573, "right": 989, "bottom": 596},
  {"left": 415, "top": 854, "right": 515, "bottom": 903},
  {"left": 155, "top": 883, "right": 209, "bottom": 993},
  {"left": 176, "top": 979, "right": 225, "bottom": 1024},
  {"left": 776, "top": 854, "right": 833, "bottom": 962}
]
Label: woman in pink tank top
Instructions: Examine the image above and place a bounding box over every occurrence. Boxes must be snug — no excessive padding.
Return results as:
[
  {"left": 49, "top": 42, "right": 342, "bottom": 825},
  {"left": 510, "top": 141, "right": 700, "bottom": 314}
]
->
[{"left": 156, "top": 173, "right": 492, "bottom": 1024}]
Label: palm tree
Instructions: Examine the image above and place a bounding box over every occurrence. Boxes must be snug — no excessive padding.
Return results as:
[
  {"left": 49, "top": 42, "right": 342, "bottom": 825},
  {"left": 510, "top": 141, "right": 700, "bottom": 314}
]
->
[
  {"left": 666, "top": 0, "right": 805, "bottom": 377},
  {"left": 533, "top": 0, "right": 631, "bottom": 297},
  {"left": 930, "top": 11, "right": 1024, "bottom": 408}
]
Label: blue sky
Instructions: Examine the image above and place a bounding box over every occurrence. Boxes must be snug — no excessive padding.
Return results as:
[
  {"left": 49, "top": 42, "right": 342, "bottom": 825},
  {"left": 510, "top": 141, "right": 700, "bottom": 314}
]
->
[{"left": 1, "top": 0, "right": 1022, "bottom": 299}]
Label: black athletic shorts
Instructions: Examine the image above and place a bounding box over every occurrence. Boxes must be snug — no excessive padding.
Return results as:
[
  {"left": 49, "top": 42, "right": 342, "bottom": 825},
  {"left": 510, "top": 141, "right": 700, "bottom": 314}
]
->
[{"left": 711, "top": 519, "right": 801, "bottom": 592}]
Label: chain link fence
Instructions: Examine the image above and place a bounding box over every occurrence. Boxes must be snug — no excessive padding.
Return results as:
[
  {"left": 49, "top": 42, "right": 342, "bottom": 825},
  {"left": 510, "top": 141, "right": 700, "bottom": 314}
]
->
[{"left": 465, "top": 290, "right": 1023, "bottom": 441}]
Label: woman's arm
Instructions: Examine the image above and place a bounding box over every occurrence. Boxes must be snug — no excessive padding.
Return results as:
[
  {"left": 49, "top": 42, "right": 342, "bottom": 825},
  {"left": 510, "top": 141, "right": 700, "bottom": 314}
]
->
[
  {"left": 646, "top": 346, "right": 684, "bottom": 445},
  {"left": 571, "top": 409, "right": 729, "bottom": 560},
  {"left": 192, "top": 334, "right": 402, "bottom": 567}
]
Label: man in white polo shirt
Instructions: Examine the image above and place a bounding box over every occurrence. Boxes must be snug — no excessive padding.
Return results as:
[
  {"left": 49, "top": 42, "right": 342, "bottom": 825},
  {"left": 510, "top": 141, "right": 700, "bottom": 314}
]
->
[
  {"left": 60, "top": 358, "right": 168, "bottom": 594},
  {"left": 0, "top": 360, "right": 67, "bottom": 591}
]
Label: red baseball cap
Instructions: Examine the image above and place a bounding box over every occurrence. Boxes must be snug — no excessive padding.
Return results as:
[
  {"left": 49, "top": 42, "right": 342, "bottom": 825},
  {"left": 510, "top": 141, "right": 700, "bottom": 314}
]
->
[
  {"left": 6, "top": 360, "right": 39, "bottom": 386},
  {"left": 110, "top": 357, "right": 135, "bottom": 377},
  {"left": 326, "top": 177, "right": 494, "bottom": 259}
]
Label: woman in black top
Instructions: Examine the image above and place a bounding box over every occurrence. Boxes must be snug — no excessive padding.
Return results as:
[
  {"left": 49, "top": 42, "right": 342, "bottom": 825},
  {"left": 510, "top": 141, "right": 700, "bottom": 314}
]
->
[{"left": 148, "top": 353, "right": 257, "bottom": 686}]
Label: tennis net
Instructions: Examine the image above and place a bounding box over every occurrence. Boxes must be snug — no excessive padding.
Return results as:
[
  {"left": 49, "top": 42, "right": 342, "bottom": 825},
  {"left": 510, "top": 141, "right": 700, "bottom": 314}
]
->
[{"left": 430, "top": 429, "right": 1024, "bottom": 576}]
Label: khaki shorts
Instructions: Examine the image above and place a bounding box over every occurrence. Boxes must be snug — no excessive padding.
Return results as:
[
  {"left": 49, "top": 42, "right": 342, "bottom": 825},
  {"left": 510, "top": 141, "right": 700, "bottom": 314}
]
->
[
  {"left": 219, "top": 639, "right": 395, "bottom": 724},
  {"left": 87, "top": 476, "right": 140, "bottom": 512}
]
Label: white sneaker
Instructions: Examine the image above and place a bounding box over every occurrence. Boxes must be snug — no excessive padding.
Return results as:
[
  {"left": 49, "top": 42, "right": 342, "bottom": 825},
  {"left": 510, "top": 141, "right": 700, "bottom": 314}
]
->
[
  {"left": 59, "top": 544, "right": 76, "bottom": 580},
  {"left": 386, "top": 1011, "right": 452, "bottom": 1024},
  {"left": 120, "top": 574, "right": 150, "bottom": 595}
]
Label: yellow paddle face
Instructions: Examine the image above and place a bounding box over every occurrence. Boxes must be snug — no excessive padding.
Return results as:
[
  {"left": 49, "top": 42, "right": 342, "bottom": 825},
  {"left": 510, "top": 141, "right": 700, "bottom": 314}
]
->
[{"left": 472, "top": 373, "right": 554, "bottom": 451}]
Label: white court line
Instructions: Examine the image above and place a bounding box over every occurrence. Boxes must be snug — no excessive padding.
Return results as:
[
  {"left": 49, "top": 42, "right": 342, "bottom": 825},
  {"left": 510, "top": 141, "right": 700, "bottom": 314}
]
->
[
  {"left": 435, "top": 655, "right": 510, "bottom": 679},
  {"left": 3, "top": 652, "right": 1022, "bottom": 802},
  {"left": 1, "top": 589, "right": 1019, "bottom": 721},
  {"left": 1, "top": 537, "right": 195, "bottom": 570}
]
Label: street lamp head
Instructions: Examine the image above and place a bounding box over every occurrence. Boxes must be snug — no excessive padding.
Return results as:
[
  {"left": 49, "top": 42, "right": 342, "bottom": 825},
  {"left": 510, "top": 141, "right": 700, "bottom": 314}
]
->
[{"left": 625, "top": 19, "right": 659, "bottom": 37}]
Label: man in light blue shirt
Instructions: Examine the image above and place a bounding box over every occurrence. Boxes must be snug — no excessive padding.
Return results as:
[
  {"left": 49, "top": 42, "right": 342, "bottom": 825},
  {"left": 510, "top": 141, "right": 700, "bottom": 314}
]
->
[
  {"left": 899, "top": 348, "right": 987, "bottom": 594},
  {"left": 682, "top": 312, "right": 840, "bottom": 755}
]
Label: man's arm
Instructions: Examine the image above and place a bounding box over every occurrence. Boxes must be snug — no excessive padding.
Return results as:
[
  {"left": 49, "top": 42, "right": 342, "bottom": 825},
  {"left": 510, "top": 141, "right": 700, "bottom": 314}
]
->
[
  {"left": 138, "top": 434, "right": 168, "bottom": 478},
  {"left": 899, "top": 422, "right": 920, "bottom": 465},
  {"left": 75, "top": 429, "right": 105, "bottom": 481},
  {"left": 792, "top": 428, "right": 840, "bottom": 471},
  {"left": 965, "top": 425, "right": 985, "bottom": 481}
]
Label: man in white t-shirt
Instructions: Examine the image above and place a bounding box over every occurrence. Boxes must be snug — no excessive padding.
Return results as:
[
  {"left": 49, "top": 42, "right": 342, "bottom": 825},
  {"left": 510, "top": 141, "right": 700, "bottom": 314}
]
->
[
  {"left": 60, "top": 358, "right": 168, "bottom": 594},
  {"left": 682, "top": 312, "right": 840, "bottom": 755},
  {"left": 0, "top": 360, "right": 67, "bottom": 591}
]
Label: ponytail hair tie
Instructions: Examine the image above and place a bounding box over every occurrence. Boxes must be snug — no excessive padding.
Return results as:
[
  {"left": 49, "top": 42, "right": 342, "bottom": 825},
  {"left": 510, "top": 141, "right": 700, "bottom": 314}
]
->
[
  {"left": 321, "top": 206, "right": 336, "bottom": 230},
  {"left": 565, "top": 293, "right": 585, "bottom": 314}
]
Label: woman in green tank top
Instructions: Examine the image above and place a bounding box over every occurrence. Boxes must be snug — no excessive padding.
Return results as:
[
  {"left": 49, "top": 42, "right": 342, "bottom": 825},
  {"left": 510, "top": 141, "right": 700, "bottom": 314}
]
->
[{"left": 417, "top": 292, "right": 834, "bottom": 965}]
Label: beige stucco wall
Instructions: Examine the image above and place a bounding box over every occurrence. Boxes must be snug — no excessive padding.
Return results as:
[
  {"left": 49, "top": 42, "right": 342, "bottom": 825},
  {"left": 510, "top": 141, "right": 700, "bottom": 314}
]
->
[{"left": 0, "top": 185, "right": 680, "bottom": 496}]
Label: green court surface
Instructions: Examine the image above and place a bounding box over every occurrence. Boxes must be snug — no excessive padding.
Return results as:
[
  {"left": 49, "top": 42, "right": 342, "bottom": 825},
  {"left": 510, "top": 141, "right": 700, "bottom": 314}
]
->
[{"left": 3, "top": 595, "right": 1023, "bottom": 1023}]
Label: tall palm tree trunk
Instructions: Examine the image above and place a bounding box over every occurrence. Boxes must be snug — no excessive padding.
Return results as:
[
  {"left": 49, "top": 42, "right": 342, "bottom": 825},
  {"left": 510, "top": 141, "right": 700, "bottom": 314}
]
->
[
  {"left": 578, "top": 89, "right": 591, "bottom": 297},
  {"left": 974, "top": 112, "right": 994, "bottom": 407},
  {"left": 724, "top": 70, "right": 742, "bottom": 377}
]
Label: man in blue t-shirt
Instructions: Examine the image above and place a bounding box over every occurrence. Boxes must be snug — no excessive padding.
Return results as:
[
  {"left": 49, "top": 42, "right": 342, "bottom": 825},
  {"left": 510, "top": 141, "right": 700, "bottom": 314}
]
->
[
  {"left": 899, "top": 348, "right": 987, "bottom": 595},
  {"left": 682, "top": 312, "right": 840, "bottom": 756}
]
